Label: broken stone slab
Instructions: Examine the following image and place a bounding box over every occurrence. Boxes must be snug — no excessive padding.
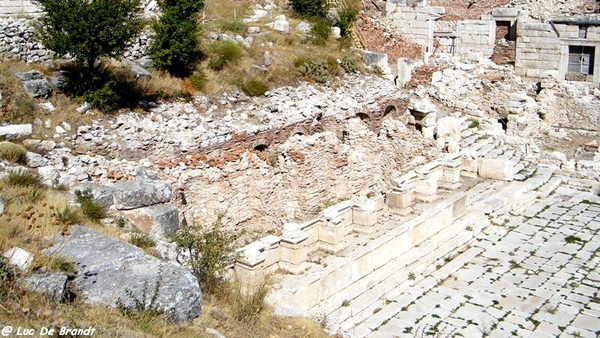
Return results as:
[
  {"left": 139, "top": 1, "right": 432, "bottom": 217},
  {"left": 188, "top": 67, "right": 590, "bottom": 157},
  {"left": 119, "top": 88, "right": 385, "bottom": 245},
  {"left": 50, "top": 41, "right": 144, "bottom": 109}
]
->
[
  {"left": 4, "top": 247, "right": 34, "bottom": 271},
  {"left": 18, "top": 271, "right": 68, "bottom": 302},
  {"left": 478, "top": 158, "right": 514, "bottom": 181},
  {"left": 125, "top": 60, "right": 151, "bottom": 81},
  {"left": 0, "top": 124, "right": 32, "bottom": 139},
  {"left": 43, "top": 226, "right": 202, "bottom": 322},
  {"left": 112, "top": 179, "right": 172, "bottom": 210},
  {"left": 25, "top": 151, "right": 48, "bottom": 168},
  {"left": 123, "top": 203, "right": 179, "bottom": 237},
  {"left": 15, "top": 71, "right": 52, "bottom": 98}
]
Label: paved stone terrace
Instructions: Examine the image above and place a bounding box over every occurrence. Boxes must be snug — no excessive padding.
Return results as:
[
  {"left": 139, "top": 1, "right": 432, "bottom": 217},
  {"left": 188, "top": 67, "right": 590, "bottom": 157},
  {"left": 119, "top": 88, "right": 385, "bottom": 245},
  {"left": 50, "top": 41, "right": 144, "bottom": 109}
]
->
[{"left": 355, "top": 181, "right": 600, "bottom": 337}]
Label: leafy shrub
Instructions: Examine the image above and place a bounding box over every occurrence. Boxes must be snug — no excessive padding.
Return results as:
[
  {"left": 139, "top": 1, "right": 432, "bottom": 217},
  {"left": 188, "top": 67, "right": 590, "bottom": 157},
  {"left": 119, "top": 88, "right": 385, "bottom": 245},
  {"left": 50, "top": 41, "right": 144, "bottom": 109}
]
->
[
  {"left": 207, "top": 41, "right": 244, "bottom": 71},
  {"left": 340, "top": 55, "right": 360, "bottom": 73},
  {"left": 172, "top": 218, "right": 240, "bottom": 294},
  {"left": 371, "top": 65, "right": 383, "bottom": 75},
  {"left": 337, "top": 8, "right": 358, "bottom": 37},
  {"left": 130, "top": 232, "right": 156, "bottom": 249},
  {"left": 298, "top": 59, "right": 330, "bottom": 83},
  {"left": 468, "top": 119, "right": 480, "bottom": 129},
  {"left": 310, "top": 17, "right": 331, "bottom": 45},
  {"left": 0, "top": 142, "right": 27, "bottom": 164},
  {"left": 293, "top": 56, "right": 312, "bottom": 68},
  {"left": 2, "top": 169, "right": 43, "bottom": 188},
  {"left": 217, "top": 18, "right": 247, "bottom": 33},
  {"left": 241, "top": 78, "right": 269, "bottom": 97},
  {"left": 60, "top": 63, "right": 147, "bottom": 112},
  {"left": 290, "top": 0, "right": 328, "bottom": 18},
  {"left": 189, "top": 70, "right": 208, "bottom": 91},
  {"left": 326, "top": 56, "right": 338, "bottom": 73},
  {"left": 75, "top": 189, "right": 108, "bottom": 223},
  {"left": 233, "top": 283, "right": 268, "bottom": 323}
]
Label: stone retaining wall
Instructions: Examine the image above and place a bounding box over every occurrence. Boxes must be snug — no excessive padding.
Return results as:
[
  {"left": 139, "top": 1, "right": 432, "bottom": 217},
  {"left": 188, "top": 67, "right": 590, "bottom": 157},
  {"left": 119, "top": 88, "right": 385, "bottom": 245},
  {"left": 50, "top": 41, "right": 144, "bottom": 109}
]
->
[{"left": 0, "top": 18, "right": 151, "bottom": 63}]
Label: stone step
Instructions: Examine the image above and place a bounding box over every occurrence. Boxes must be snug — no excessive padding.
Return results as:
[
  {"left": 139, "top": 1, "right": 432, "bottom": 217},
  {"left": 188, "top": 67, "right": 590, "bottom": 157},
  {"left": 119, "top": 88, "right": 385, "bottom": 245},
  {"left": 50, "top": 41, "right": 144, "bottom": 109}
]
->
[{"left": 536, "top": 177, "right": 563, "bottom": 198}]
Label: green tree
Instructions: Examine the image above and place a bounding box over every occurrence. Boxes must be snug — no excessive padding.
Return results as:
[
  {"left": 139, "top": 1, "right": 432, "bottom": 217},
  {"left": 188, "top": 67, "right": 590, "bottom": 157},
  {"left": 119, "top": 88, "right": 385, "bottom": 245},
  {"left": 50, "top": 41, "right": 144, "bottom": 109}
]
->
[
  {"left": 337, "top": 8, "right": 359, "bottom": 38},
  {"left": 149, "top": 0, "right": 204, "bottom": 77},
  {"left": 289, "top": 0, "right": 328, "bottom": 18},
  {"left": 35, "top": 0, "right": 143, "bottom": 71}
]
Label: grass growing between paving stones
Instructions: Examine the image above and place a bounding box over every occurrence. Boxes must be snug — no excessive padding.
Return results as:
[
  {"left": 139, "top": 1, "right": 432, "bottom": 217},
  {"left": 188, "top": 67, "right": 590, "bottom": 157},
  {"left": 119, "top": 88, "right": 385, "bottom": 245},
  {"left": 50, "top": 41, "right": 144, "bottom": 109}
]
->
[{"left": 564, "top": 235, "right": 584, "bottom": 244}]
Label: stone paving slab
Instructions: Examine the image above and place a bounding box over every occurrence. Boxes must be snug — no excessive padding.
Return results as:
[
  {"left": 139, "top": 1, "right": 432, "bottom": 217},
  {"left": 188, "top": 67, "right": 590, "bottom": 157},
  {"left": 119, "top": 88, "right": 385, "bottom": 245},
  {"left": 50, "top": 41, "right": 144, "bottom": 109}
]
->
[{"left": 360, "top": 185, "right": 600, "bottom": 338}]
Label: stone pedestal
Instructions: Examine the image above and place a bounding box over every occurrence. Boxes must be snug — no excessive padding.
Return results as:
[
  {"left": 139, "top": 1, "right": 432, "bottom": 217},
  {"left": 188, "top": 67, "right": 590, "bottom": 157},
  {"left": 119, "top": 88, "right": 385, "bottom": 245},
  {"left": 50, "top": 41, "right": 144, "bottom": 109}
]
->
[
  {"left": 461, "top": 154, "right": 479, "bottom": 178},
  {"left": 318, "top": 202, "right": 352, "bottom": 253},
  {"left": 415, "top": 162, "right": 441, "bottom": 202},
  {"left": 279, "top": 223, "right": 310, "bottom": 274},
  {"left": 440, "top": 159, "right": 462, "bottom": 190},
  {"left": 234, "top": 245, "right": 266, "bottom": 293},
  {"left": 387, "top": 172, "right": 417, "bottom": 215},
  {"left": 352, "top": 197, "right": 381, "bottom": 234}
]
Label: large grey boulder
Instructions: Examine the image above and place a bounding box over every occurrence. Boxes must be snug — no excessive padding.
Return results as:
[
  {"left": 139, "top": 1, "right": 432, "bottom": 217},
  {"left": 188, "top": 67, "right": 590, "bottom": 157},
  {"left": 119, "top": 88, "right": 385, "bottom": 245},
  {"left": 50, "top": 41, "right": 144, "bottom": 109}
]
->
[
  {"left": 14, "top": 70, "right": 52, "bottom": 98},
  {"left": 124, "top": 203, "right": 179, "bottom": 237},
  {"left": 0, "top": 124, "right": 32, "bottom": 139},
  {"left": 113, "top": 180, "right": 172, "bottom": 210},
  {"left": 44, "top": 226, "right": 202, "bottom": 322},
  {"left": 19, "top": 272, "right": 68, "bottom": 302}
]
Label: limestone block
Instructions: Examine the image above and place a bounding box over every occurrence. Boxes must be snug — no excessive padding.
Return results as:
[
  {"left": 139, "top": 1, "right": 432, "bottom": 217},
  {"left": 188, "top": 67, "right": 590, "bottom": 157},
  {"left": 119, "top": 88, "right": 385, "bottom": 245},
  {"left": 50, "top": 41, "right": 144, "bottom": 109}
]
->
[
  {"left": 0, "top": 124, "right": 32, "bottom": 139},
  {"left": 461, "top": 155, "right": 478, "bottom": 177},
  {"left": 43, "top": 226, "right": 201, "bottom": 322},
  {"left": 273, "top": 20, "right": 290, "bottom": 34},
  {"left": 4, "top": 247, "right": 34, "bottom": 271},
  {"left": 18, "top": 272, "right": 68, "bottom": 302},
  {"left": 478, "top": 158, "right": 514, "bottom": 181},
  {"left": 323, "top": 201, "right": 353, "bottom": 230},
  {"left": 25, "top": 151, "right": 48, "bottom": 168},
  {"left": 124, "top": 203, "right": 179, "bottom": 237},
  {"left": 452, "top": 194, "right": 467, "bottom": 219},
  {"left": 440, "top": 159, "right": 462, "bottom": 190},
  {"left": 352, "top": 199, "right": 379, "bottom": 233},
  {"left": 415, "top": 162, "right": 441, "bottom": 200},
  {"left": 280, "top": 223, "right": 309, "bottom": 272},
  {"left": 112, "top": 179, "right": 172, "bottom": 210},
  {"left": 436, "top": 116, "right": 462, "bottom": 141},
  {"left": 386, "top": 190, "right": 413, "bottom": 210}
]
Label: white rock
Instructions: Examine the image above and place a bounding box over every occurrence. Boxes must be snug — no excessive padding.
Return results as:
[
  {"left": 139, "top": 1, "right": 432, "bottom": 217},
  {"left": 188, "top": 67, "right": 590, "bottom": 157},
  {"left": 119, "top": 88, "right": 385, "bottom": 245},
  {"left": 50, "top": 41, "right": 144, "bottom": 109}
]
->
[
  {"left": 4, "top": 247, "right": 34, "bottom": 271},
  {"left": 0, "top": 124, "right": 32, "bottom": 139}
]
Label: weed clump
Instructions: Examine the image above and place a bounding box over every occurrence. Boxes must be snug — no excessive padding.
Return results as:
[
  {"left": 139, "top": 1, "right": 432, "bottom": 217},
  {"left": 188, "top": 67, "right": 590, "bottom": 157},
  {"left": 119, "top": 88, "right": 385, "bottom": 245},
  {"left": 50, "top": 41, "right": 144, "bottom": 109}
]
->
[
  {"left": 217, "top": 19, "right": 247, "bottom": 33},
  {"left": 241, "top": 78, "right": 269, "bottom": 97},
  {"left": 75, "top": 189, "right": 108, "bottom": 223},
  {"left": 2, "top": 169, "right": 43, "bottom": 188},
  {"left": 130, "top": 232, "right": 156, "bottom": 249},
  {"left": 0, "top": 142, "right": 27, "bottom": 164},
  {"left": 208, "top": 41, "right": 244, "bottom": 71},
  {"left": 233, "top": 283, "right": 268, "bottom": 323}
]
